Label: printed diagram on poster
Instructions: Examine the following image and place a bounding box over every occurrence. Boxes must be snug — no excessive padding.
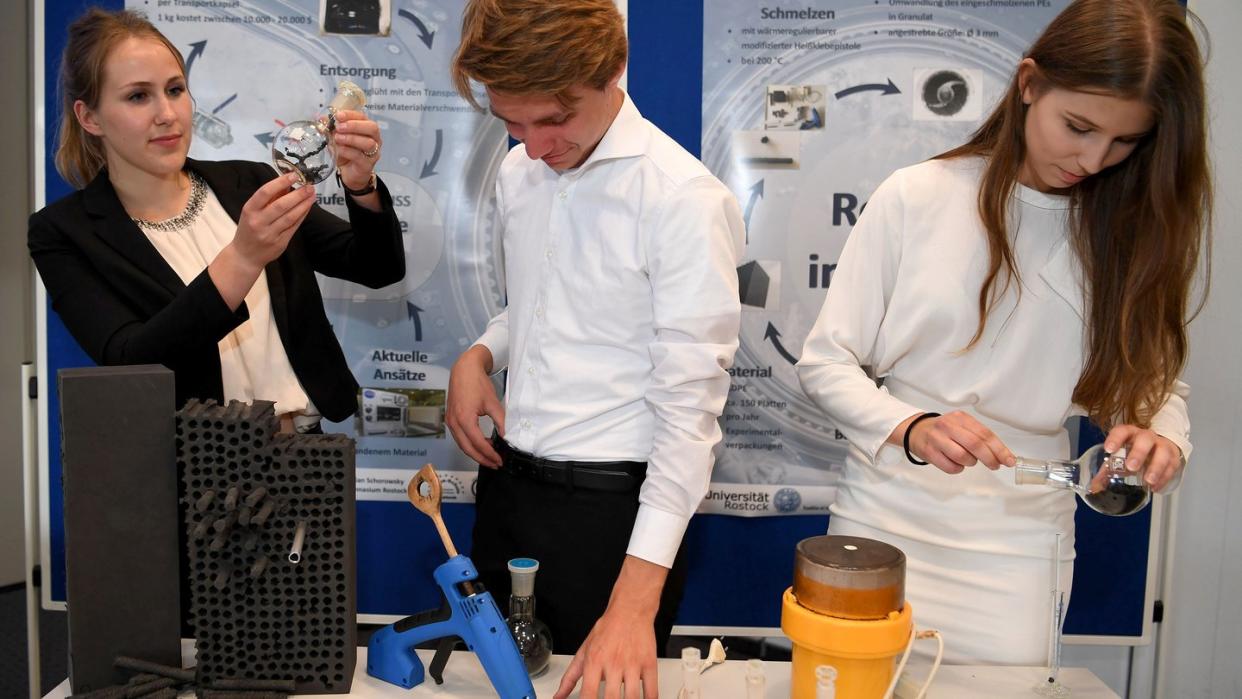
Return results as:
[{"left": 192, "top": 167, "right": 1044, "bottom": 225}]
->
[
  {"left": 765, "top": 85, "right": 827, "bottom": 130},
  {"left": 733, "top": 131, "right": 800, "bottom": 168},
  {"left": 358, "top": 387, "right": 446, "bottom": 438},
  {"left": 135, "top": 0, "right": 508, "bottom": 501},
  {"left": 913, "top": 67, "right": 984, "bottom": 121},
  {"left": 700, "top": 1, "right": 1070, "bottom": 515},
  {"left": 320, "top": 0, "right": 393, "bottom": 36}
]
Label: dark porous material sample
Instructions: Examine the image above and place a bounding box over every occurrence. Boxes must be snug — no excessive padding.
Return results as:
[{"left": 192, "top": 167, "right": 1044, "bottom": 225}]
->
[{"left": 178, "top": 399, "right": 356, "bottom": 694}]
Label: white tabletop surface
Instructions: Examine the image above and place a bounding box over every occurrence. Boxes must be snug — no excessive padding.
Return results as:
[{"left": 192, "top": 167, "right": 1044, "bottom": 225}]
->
[{"left": 46, "top": 642, "right": 1119, "bottom": 698}]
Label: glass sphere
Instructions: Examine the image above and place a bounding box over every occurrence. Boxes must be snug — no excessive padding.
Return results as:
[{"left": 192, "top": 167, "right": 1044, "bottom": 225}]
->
[
  {"left": 1076, "top": 444, "right": 1151, "bottom": 517},
  {"left": 1016, "top": 443, "right": 1152, "bottom": 517},
  {"left": 507, "top": 615, "right": 552, "bottom": 677},
  {"left": 272, "top": 120, "right": 335, "bottom": 185}
]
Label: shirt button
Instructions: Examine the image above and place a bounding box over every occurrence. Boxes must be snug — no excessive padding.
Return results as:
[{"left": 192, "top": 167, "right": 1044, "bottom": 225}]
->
[
  {"left": 521, "top": 419, "right": 532, "bottom": 429},
  {"left": 527, "top": 367, "right": 535, "bottom": 375},
  {"left": 558, "top": 191, "right": 568, "bottom": 199},
  {"left": 544, "top": 249, "right": 553, "bottom": 260},
  {"left": 535, "top": 307, "right": 545, "bottom": 318}
]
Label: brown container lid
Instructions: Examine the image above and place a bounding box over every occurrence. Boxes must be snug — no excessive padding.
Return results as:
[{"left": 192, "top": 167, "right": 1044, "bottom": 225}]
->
[{"left": 792, "top": 535, "right": 905, "bottom": 620}]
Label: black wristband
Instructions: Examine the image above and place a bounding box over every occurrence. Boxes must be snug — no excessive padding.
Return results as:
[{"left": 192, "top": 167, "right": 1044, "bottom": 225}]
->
[
  {"left": 336, "top": 171, "right": 377, "bottom": 196},
  {"left": 903, "top": 412, "right": 941, "bottom": 465}
]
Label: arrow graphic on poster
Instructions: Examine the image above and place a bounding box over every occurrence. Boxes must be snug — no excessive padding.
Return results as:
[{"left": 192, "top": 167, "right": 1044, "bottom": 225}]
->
[
  {"left": 742, "top": 179, "right": 764, "bottom": 243},
  {"left": 397, "top": 9, "right": 436, "bottom": 49},
  {"left": 420, "top": 129, "right": 443, "bottom": 179},
  {"left": 834, "top": 79, "right": 900, "bottom": 100},
  {"left": 185, "top": 40, "right": 207, "bottom": 75},
  {"left": 764, "top": 322, "right": 798, "bottom": 366},
  {"left": 212, "top": 94, "right": 237, "bottom": 114},
  {"left": 407, "top": 302, "right": 425, "bottom": 343},
  {"left": 253, "top": 132, "right": 275, "bottom": 147}
]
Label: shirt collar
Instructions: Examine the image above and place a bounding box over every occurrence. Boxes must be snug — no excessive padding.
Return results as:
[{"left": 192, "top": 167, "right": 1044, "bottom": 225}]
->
[{"left": 563, "top": 90, "right": 648, "bottom": 177}]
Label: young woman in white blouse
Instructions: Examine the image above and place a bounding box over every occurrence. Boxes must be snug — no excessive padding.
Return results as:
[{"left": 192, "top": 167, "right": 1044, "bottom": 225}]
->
[
  {"left": 30, "top": 9, "right": 405, "bottom": 433},
  {"left": 797, "top": 0, "right": 1210, "bottom": 664}
]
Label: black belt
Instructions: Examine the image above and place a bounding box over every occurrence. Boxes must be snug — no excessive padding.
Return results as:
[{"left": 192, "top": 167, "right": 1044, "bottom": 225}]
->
[{"left": 492, "top": 437, "right": 647, "bottom": 493}]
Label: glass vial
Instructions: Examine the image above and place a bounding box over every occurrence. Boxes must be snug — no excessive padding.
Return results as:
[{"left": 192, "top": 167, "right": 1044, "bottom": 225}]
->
[
  {"left": 505, "top": 558, "right": 553, "bottom": 677},
  {"left": 746, "top": 658, "right": 765, "bottom": 699},
  {"left": 815, "top": 664, "right": 838, "bottom": 699},
  {"left": 681, "top": 647, "right": 702, "bottom": 699},
  {"left": 1014, "top": 444, "right": 1151, "bottom": 516}
]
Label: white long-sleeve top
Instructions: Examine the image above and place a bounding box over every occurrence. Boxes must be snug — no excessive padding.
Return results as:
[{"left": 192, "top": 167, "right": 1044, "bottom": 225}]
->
[
  {"left": 797, "top": 157, "right": 1191, "bottom": 559},
  {"left": 139, "top": 184, "right": 313, "bottom": 419},
  {"left": 475, "top": 93, "right": 745, "bottom": 568}
]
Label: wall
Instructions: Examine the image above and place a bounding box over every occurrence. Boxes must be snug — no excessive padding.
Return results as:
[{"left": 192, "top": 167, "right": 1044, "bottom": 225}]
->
[
  {"left": 1062, "top": 4, "right": 1242, "bottom": 695},
  {"left": 2, "top": 0, "right": 34, "bottom": 586},
  {"left": 1159, "top": 2, "right": 1242, "bottom": 696}
]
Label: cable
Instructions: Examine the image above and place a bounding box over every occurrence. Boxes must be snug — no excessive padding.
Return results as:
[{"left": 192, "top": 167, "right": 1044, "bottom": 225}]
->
[
  {"left": 914, "top": 631, "right": 944, "bottom": 699},
  {"left": 882, "top": 628, "right": 944, "bottom": 699}
]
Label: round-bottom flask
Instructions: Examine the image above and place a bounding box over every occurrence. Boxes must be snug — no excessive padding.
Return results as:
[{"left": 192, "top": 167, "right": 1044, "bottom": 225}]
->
[
  {"left": 272, "top": 120, "right": 335, "bottom": 185},
  {"left": 271, "top": 80, "right": 367, "bottom": 185},
  {"left": 506, "top": 558, "right": 553, "bottom": 677},
  {"left": 1015, "top": 444, "right": 1151, "bottom": 516}
]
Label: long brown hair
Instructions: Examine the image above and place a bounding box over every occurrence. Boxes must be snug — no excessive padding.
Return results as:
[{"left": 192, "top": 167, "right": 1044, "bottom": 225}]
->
[
  {"left": 938, "top": 0, "right": 1211, "bottom": 429},
  {"left": 451, "top": 0, "right": 627, "bottom": 109},
  {"left": 55, "top": 8, "right": 187, "bottom": 188}
]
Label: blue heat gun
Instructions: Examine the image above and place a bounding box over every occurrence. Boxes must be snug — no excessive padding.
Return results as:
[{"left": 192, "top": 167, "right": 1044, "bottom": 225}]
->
[{"left": 366, "top": 554, "right": 536, "bottom": 698}]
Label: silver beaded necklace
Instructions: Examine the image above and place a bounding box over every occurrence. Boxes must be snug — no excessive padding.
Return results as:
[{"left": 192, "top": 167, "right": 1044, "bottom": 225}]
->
[{"left": 131, "top": 171, "right": 207, "bottom": 232}]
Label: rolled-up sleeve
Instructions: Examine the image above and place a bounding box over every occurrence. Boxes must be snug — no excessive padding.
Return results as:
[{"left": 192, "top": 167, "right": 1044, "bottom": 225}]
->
[{"left": 630, "top": 177, "right": 744, "bottom": 567}]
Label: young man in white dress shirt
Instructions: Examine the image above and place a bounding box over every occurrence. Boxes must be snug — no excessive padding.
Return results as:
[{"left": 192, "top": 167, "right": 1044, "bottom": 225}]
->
[{"left": 446, "top": 1, "right": 744, "bottom": 696}]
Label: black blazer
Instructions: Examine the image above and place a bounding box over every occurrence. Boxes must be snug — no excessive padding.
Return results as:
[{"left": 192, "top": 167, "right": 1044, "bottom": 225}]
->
[{"left": 28, "top": 158, "right": 405, "bottom": 422}]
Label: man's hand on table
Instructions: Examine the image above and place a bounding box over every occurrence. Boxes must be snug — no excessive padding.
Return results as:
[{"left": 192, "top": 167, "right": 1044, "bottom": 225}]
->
[{"left": 554, "top": 556, "right": 669, "bottom": 699}]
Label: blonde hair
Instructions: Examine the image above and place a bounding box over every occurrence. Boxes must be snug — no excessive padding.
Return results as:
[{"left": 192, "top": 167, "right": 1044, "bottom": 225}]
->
[
  {"left": 55, "top": 8, "right": 187, "bottom": 188},
  {"left": 451, "top": 0, "right": 627, "bottom": 108}
]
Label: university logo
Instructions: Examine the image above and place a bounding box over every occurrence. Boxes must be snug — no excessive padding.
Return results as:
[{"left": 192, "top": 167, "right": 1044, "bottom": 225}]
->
[{"left": 774, "top": 487, "right": 803, "bottom": 513}]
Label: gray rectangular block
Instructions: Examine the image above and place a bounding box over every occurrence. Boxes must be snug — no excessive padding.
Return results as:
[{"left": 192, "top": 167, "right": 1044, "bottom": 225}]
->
[{"left": 59, "top": 365, "right": 181, "bottom": 693}]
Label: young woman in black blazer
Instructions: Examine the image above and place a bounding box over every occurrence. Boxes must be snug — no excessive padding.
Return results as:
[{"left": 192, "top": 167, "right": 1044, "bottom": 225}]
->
[{"left": 29, "top": 9, "right": 405, "bottom": 431}]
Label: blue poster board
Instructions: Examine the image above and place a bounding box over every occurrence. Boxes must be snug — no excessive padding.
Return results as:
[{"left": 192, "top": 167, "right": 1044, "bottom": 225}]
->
[{"left": 37, "top": 0, "right": 1156, "bottom": 639}]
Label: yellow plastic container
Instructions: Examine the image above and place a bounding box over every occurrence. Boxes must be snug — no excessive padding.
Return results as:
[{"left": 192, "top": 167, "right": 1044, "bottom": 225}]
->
[{"left": 780, "top": 588, "right": 913, "bottom": 698}]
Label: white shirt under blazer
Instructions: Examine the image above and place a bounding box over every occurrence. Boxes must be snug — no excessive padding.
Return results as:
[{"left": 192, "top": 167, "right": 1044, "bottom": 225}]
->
[
  {"left": 475, "top": 93, "right": 746, "bottom": 569},
  {"left": 139, "top": 186, "right": 313, "bottom": 419}
]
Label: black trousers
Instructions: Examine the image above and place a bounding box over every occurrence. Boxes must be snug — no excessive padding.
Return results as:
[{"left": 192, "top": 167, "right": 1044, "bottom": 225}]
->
[{"left": 470, "top": 463, "right": 689, "bottom": 656}]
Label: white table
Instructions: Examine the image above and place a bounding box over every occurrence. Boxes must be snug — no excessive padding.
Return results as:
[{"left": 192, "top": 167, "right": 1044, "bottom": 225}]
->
[{"left": 46, "top": 644, "right": 1119, "bottom": 697}]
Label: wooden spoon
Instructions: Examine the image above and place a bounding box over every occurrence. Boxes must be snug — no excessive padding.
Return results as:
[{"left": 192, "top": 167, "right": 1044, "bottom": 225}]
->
[{"left": 407, "top": 463, "right": 459, "bottom": 558}]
